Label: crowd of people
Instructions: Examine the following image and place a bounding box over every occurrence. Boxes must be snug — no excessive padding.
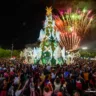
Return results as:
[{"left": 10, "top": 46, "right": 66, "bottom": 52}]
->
[{"left": 0, "top": 58, "right": 96, "bottom": 96}]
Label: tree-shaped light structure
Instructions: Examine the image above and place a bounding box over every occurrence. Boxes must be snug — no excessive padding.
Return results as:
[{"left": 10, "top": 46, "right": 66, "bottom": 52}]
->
[{"left": 38, "top": 6, "right": 65, "bottom": 65}]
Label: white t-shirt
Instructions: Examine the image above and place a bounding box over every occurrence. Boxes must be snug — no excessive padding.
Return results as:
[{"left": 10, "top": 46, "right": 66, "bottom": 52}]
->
[
  {"left": 14, "top": 77, "right": 20, "bottom": 85},
  {"left": 54, "top": 82, "right": 61, "bottom": 92},
  {"left": 15, "top": 90, "right": 22, "bottom": 96},
  {"left": 10, "top": 67, "right": 14, "bottom": 72},
  {"left": 51, "top": 73, "right": 56, "bottom": 79},
  {"left": 46, "top": 65, "right": 51, "bottom": 71}
]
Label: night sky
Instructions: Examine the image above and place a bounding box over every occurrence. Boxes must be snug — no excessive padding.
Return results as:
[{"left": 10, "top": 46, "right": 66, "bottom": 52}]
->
[
  {"left": 0, "top": 0, "right": 96, "bottom": 50},
  {"left": 0, "top": 0, "right": 51, "bottom": 49}
]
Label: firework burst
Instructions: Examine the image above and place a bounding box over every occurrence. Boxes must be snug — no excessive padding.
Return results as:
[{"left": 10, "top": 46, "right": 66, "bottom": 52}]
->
[{"left": 54, "top": 8, "right": 95, "bottom": 51}]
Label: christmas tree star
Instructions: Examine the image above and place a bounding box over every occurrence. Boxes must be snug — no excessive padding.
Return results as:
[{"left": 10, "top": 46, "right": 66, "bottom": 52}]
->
[{"left": 46, "top": 6, "right": 52, "bottom": 16}]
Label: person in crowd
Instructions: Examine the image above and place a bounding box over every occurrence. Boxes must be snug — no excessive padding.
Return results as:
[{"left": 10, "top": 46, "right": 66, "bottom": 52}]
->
[
  {"left": 61, "top": 80, "right": 70, "bottom": 96},
  {"left": 83, "top": 69, "right": 89, "bottom": 89},
  {"left": 54, "top": 76, "right": 61, "bottom": 94},
  {"left": 43, "top": 81, "right": 53, "bottom": 96},
  {"left": 0, "top": 79, "right": 8, "bottom": 96},
  {"left": 15, "top": 79, "right": 29, "bottom": 96}
]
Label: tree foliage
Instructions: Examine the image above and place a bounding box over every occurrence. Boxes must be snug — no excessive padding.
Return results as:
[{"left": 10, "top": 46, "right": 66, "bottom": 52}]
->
[
  {"left": 79, "top": 50, "right": 96, "bottom": 58},
  {"left": 0, "top": 48, "right": 20, "bottom": 58}
]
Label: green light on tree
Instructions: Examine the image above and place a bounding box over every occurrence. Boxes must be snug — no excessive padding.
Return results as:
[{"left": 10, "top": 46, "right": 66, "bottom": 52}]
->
[{"left": 83, "top": 8, "right": 87, "bottom": 13}]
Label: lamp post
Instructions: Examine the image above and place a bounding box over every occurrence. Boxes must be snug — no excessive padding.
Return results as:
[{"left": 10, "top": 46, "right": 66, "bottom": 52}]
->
[
  {"left": 82, "top": 46, "right": 88, "bottom": 50},
  {"left": 11, "top": 44, "right": 14, "bottom": 58}
]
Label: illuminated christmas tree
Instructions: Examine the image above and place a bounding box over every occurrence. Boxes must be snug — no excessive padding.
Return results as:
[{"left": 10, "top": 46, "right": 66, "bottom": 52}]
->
[{"left": 38, "top": 7, "right": 65, "bottom": 65}]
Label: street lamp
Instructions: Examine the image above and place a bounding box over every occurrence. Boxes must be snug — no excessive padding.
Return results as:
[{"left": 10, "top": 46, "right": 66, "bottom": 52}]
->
[
  {"left": 82, "top": 46, "right": 88, "bottom": 50},
  {"left": 11, "top": 44, "right": 14, "bottom": 57}
]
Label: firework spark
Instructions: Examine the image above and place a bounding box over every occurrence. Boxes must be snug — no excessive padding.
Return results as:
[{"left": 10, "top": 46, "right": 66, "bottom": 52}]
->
[{"left": 60, "top": 32, "right": 80, "bottom": 51}]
